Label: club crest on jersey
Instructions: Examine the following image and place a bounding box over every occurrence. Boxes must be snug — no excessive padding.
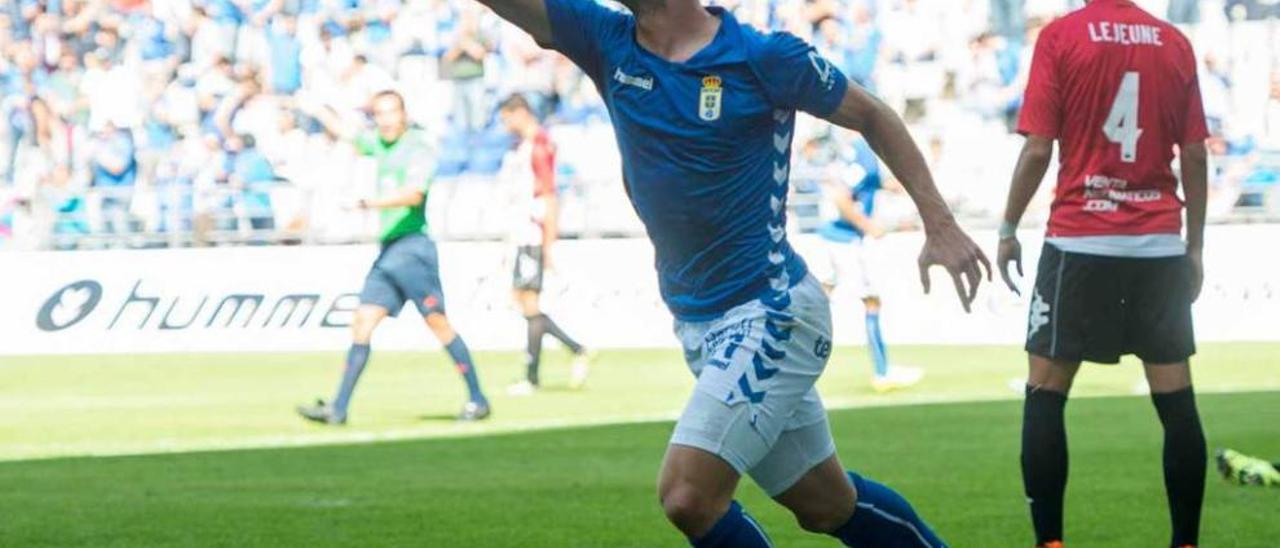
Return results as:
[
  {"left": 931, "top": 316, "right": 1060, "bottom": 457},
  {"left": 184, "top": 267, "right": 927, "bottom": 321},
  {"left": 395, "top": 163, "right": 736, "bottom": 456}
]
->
[{"left": 699, "top": 75, "right": 723, "bottom": 122}]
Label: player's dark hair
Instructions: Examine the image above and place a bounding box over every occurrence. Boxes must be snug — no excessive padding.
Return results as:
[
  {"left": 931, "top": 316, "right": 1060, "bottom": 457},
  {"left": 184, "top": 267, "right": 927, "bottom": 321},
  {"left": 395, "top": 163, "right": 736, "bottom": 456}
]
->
[
  {"left": 617, "top": 0, "right": 665, "bottom": 17},
  {"left": 813, "top": 15, "right": 839, "bottom": 30},
  {"left": 498, "top": 93, "right": 533, "bottom": 114}
]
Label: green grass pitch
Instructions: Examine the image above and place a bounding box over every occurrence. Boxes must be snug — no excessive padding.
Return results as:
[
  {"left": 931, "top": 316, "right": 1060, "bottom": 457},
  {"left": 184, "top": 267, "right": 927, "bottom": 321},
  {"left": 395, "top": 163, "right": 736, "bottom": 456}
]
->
[{"left": 2, "top": 343, "right": 1278, "bottom": 546}]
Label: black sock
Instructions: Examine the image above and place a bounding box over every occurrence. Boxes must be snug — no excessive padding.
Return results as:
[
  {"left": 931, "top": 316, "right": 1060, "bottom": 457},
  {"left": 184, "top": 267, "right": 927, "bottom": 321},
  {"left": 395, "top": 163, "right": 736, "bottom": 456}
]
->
[
  {"left": 538, "top": 313, "right": 584, "bottom": 354},
  {"left": 1022, "top": 385, "right": 1069, "bottom": 544},
  {"left": 525, "top": 315, "right": 545, "bottom": 385},
  {"left": 1152, "top": 387, "right": 1206, "bottom": 548}
]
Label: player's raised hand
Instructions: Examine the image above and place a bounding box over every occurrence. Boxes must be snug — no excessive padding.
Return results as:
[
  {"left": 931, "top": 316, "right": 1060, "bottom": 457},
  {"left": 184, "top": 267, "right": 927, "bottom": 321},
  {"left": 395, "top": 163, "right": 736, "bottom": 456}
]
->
[
  {"left": 997, "top": 236, "right": 1023, "bottom": 296},
  {"left": 918, "top": 221, "right": 992, "bottom": 313}
]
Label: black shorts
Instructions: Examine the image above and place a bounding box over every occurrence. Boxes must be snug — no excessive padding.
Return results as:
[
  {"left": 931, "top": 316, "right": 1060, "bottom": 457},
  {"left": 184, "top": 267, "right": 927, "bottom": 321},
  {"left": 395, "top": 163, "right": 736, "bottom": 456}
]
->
[
  {"left": 513, "top": 245, "right": 544, "bottom": 292},
  {"left": 1025, "top": 244, "right": 1196, "bottom": 365}
]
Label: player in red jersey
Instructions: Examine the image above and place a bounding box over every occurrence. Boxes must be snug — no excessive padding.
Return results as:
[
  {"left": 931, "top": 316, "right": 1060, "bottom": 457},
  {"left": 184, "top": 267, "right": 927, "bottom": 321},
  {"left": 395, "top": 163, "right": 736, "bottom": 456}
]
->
[
  {"left": 997, "top": 1, "right": 1209, "bottom": 547},
  {"left": 497, "top": 94, "right": 593, "bottom": 396}
]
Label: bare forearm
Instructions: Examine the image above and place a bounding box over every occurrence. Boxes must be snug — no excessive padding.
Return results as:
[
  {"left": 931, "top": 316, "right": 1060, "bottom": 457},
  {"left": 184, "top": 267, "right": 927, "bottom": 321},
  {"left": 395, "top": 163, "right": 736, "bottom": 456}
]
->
[
  {"left": 1002, "top": 138, "right": 1053, "bottom": 228},
  {"left": 542, "top": 196, "right": 559, "bottom": 249},
  {"left": 856, "top": 103, "right": 953, "bottom": 232},
  {"left": 1181, "top": 142, "right": 1208, "bottom": 253},
  {"left": 474, "top": 0, "right": 551, "bottom": 46},
  {"left": 826, "top": 88, "right": 954, "bottom": 232},
  {"left": 365, "top": 189, "right": 425, "bottom": 209}
]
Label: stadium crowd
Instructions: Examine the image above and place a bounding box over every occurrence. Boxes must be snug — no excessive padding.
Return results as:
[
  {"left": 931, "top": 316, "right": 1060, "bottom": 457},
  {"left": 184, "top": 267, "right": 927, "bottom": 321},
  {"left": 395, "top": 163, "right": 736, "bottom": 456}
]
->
[{"left": 0, "top": 0, "right": 1277, "bottom": 250}]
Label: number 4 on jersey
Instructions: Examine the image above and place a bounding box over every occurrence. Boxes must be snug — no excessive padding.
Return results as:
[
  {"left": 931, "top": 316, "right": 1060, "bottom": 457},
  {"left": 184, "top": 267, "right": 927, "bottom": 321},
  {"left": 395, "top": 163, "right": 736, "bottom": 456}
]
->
[{"left": 1103, "top": 71, "right": 1143, "bottom": 163}]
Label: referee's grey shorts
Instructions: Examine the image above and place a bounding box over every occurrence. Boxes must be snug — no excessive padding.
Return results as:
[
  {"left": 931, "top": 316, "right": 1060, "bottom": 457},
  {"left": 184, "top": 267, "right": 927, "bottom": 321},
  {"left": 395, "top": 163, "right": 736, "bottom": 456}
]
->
[{"left": 359, "top": 233, "right": 447, "bottom": 317}]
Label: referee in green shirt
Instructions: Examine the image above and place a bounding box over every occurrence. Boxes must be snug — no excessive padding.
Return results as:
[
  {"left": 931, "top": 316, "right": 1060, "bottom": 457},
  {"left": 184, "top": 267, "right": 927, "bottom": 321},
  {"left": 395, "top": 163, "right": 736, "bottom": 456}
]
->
[{"left": 298, "top": 90, "right": 491, "bottom": 424}]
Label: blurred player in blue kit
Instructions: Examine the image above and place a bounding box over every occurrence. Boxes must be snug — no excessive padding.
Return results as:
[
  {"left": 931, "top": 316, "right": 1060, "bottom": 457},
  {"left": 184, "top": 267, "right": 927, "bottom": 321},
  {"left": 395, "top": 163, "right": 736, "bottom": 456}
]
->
[
  {"left": 807, "top": 134, "right": 925, "bottom": 394},
  {"left": 465, "top": 0, "right": 990, "bottom": 544}
]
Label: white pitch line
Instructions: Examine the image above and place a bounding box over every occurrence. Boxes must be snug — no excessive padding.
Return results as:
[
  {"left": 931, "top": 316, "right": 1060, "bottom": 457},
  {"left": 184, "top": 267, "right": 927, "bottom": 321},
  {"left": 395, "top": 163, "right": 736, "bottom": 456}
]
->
[{"left": 1, "top": 386, "right": 1275, "bottom": 463}]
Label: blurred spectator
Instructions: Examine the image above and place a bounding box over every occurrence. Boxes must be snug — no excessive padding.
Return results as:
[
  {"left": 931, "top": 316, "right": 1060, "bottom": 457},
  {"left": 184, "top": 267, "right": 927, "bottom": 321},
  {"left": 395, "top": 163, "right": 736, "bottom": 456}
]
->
[
  {"left": 228, "top": 133, "right": 276, "bottom": 231},
  {"left": 882, "top": 0, "right": 944, "bottom": 125},
  {"left": 1167, "top": 0, "right": 1200, "bottom": 24},
  {"left": 266, "top": 16, "right": 302, "bottom": 95},
  {"left": 0, "top": 0, "right": 1275, "bottom": 251},
  {"left": 843, "top": 2, "right": 882, "bottom": 91},
  {"left": 990, "top": 0, "right": 1026, "bottom": 39},
  {"left": 88, "top": 122, "right": 138, "bottom": 237},
  {"left": 441, "top": 6, "right": 492, "bottom": 133}
]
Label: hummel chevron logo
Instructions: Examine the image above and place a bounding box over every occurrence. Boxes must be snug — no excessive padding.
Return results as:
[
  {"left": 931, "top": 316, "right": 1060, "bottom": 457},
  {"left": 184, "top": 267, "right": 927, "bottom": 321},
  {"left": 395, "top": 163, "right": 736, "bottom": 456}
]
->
[
  {"left": 765, "top": 319, "right": 792, "bottom": 342},
  {"left": 761, "top": 292, "right": 791, "bottom": 311},
  {"left": 738, "top": 373, "right": 766, "bottom": 403},
  {"left": 773, "top": 162, "right": 788, "bottom": 184},
  {"left": 761, "top": 340, "right": 786, "bottom": 360},
  {"left": 768, "top": 221, "right": 785, "bottom": 243},
  {"left": 773, "top": 131, "right": 790, "bottom": 154},
  {"left": 752, "top": 353, "right": 780, "bottom": 381},
  {"left": 766, "top": 310, "right": 795, "bottom": 324}
]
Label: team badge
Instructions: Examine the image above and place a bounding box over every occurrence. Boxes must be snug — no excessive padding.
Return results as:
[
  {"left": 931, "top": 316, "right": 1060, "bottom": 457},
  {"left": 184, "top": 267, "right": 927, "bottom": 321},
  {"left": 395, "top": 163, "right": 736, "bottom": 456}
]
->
[{"left": 699, "top": 75, "right": 723, "bottom": 122}]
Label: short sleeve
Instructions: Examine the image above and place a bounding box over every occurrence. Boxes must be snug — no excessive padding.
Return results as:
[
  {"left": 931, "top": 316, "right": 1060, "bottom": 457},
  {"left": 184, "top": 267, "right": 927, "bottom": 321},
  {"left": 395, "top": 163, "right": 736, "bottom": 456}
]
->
[
  {"left": 753, "top": 32, "right": 849, "bottom": 118},
  {"left": 407, "top": 135, "right": 437, "bottom": 192},
  {"left": 1180, "top": 71, "right": 1210, "bottom": 144},
  {"left": 1017, "top": 27, "right": 1062, "bottom": 139},
  {"left": 531, "top": 135, "right": 556, "bottom": 196},
  {"left": 545, "top": 0, "right": 627, "bottom": 80}
]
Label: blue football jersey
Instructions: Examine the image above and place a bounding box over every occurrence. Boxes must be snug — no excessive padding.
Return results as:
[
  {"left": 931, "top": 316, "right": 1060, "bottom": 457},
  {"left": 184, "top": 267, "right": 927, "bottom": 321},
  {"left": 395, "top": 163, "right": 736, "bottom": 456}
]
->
[
  {"left": 818, "top": 136, "right": 881, "bottom": 243},
  {"left": 546, "top": 0, "right": 849, "bottom": 320}
]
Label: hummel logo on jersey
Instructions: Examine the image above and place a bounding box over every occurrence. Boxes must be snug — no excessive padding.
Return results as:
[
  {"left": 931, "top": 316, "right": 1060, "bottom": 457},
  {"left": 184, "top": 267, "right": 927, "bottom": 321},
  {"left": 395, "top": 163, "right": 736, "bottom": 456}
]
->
[
  {"left": 1028, "top": 289, "right": 1050, "bottom": 338},
  {"left": 807, "top": 51, "right": 835, "bottom": 91},
  {"left": 613, "top": 67, "right": 653, "bottom": 91}
]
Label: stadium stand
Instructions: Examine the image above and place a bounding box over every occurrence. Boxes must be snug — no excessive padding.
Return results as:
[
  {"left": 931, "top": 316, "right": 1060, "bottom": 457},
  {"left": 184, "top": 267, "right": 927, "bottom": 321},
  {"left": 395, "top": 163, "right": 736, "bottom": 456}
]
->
[{"left": 0, "top": 0, "right": 1277, "bottom": 250}]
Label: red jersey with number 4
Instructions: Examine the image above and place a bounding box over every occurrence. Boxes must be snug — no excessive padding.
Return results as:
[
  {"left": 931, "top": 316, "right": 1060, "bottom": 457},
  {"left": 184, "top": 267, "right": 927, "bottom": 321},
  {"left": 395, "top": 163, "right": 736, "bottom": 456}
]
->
[{"left": 1018, "top": 0, "right": 1208, "bottom": 238}]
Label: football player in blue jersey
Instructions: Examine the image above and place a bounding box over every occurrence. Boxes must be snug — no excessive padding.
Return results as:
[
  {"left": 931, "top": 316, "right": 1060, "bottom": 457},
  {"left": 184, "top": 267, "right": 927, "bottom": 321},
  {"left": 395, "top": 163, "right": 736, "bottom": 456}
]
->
[
  {"left": 809, "top": 135, "right": 926, "bottom": 394},
  {"left": 471, "top": 0, "right": 989, "bottom": 545}
]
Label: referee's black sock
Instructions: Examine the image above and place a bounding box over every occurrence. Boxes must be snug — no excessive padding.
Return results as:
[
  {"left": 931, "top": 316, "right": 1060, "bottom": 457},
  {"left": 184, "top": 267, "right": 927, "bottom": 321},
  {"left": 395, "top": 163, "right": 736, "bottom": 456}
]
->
[
  {"left": 524, "top": 315, "right": 546, "bottom": 385},
  {"left": 1152, "top": 387, "right": 1206, "bottom": 548},
  {"left": 539, "top": 313, "right": 584, "bottom": 354},
  {"left": 1022, "top": 385, "right": 1069, "bottom": 545}
]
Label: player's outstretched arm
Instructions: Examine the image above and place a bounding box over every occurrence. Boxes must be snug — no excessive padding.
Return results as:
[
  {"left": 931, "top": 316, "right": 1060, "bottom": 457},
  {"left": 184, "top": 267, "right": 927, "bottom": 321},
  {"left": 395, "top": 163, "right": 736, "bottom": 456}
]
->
[
  {"left": 996, "top": 135, "right": 1053, "bottom": 295},
  {"left": 472, "top": 0, "right": 552, "bottom": 46},
  {"left": 359, "top": 189, "right": 426, "bottom": 210},
  {"left": 824, "top": 85, "right": 991, "bottom": 312}
]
